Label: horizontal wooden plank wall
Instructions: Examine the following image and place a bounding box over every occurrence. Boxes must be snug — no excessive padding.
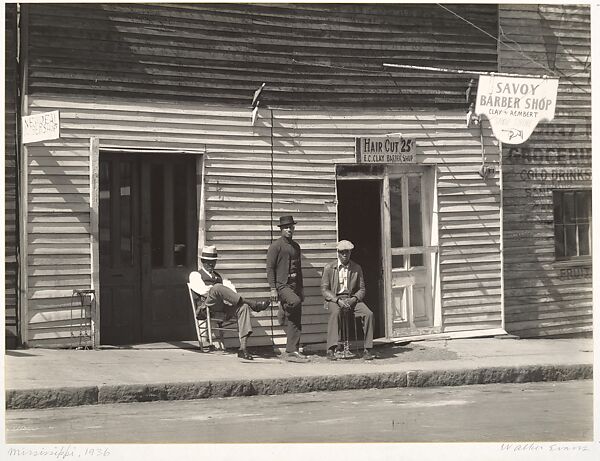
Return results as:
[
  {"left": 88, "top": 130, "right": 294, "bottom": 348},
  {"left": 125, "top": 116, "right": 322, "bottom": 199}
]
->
[
  {"left": 499, "top": 4, "right": 592, "bottom": 337},
  {"left": 25, "top": 3, "right": 498, "bottom": 109},
  {"left": 5, "top": 3, "right": 19, "bottom": 348},
  {"left": 23, "top": 95, "right": 501, "bottom": 347}
]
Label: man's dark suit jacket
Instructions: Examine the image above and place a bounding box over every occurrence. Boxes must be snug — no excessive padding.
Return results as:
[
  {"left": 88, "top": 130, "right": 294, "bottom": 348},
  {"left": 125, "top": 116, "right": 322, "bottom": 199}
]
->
[{"left": 320, "top": 259, "right": 366, "bottom": 309}]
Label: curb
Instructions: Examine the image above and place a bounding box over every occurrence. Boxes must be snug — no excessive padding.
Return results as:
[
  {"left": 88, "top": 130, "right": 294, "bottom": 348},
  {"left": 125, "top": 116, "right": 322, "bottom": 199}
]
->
[{"left": 6, "top": 364, "right": 592, "bottom": 410}]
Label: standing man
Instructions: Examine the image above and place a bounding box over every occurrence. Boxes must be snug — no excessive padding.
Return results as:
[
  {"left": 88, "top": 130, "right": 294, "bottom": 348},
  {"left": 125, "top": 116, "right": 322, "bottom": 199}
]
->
[
  {"left": 189, "top": 245, "right": 270, "bottom": 361},
  {"left": 321, "top": 240, "right": 376, "bottom": 361},
  {"left": 267, "top": 215, "right": 308, "bottom": 363}
]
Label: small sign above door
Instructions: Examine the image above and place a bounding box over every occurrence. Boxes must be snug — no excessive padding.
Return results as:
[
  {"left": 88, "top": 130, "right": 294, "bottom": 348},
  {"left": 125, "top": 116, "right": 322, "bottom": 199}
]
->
[{"left": 355, "top": 136, "right": 416, "bottom": 164}]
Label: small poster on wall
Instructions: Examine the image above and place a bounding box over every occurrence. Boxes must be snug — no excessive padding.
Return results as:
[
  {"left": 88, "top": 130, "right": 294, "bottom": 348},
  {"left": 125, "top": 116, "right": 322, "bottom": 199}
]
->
[{"left": 22, "top": 110, "right": 60, "bottom": 144}]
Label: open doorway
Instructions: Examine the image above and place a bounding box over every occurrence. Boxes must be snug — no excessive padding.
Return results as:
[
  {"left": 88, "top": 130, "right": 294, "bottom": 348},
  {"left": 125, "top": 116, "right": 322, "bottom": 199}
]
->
[{"left": 336, "top": 180, "right": 384, "bottom": 338}]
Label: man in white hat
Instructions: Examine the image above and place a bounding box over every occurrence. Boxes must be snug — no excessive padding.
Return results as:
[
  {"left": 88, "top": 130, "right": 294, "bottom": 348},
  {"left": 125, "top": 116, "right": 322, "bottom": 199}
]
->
[
  {"left": 321, "top": 240, "right": 376, "bottom": 360},
  {"left": 189, "top": 245, "right": 270, "bottom": 361}
]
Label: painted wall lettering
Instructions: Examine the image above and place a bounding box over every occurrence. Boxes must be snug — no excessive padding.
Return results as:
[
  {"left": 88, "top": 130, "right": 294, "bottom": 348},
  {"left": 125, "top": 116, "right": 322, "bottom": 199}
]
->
[
  {"left": 519, "top": 169, "right": 591, "bottom": 182},
  {"left": 507, "top": 147, "right": 591, "bottom": 164},
  {"left": 559, "top": 267, "right": 592, "bottom": 280}
]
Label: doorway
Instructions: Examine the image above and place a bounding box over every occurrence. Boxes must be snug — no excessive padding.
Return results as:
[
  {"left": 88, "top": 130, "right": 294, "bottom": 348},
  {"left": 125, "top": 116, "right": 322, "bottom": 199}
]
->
[
  {"left": 98, "top": 153, "right": 198, "bottom": 345},
  {"left": 336, "top": 180, "right": 384, "bottom": 338}
]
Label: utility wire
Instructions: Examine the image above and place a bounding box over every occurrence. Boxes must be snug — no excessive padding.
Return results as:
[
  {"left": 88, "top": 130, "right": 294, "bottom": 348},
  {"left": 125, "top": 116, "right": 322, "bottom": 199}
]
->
[
  {"left": 436, "top": 3, "right": 591, "bottom": 94},
  {"left": 436, "top": 3, "right": 556, "bottom": 75}
]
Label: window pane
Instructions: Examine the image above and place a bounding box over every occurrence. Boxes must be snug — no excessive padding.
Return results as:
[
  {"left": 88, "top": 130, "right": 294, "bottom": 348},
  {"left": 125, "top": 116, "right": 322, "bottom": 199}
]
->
[
  {"left": 576, "top": 191, "right": 591, "bottom": 224},
  {"left": 120, "top": 161, "right": 133, "bottom": 266},
  {"left": 410, "top": 254, "right": 424, "bottom": 267},
  {"left": 392, "top": 255, "right": 405, "bottom": 268},
  {"left": 99, "top": 161, "right": 111, "bottom": 262},
  {"left": 578, "top": 225, "right": 590, "bottom": 256},
  {"left": 565, "top": 224, "right": 577, "bottom": 257},
  {"left": 390, "top": 178, "right": 403, "bottom": 247},
  {"left": 173, "top": 163, "right": 187, "bottom": 267},
  {"left": 151, "top": 164, "right": 164, "bottom": 268},
  {"left": 408, "top": 176, "right": 423, "bottom": 247},
  {"left": 553, "top": 191, "right": 563, "bottom": 225},
  {"left": 563, "top": 192, "right": 575, "bottom": 224},
  {"left": 554, "top": 225, "right": 565, "bottom": 258}
]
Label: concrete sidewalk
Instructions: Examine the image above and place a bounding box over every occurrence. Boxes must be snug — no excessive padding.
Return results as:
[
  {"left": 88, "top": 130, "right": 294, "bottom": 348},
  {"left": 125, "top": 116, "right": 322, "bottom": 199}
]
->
[{"left": 5, "top": 337, "right": 593, "bottom": 410}]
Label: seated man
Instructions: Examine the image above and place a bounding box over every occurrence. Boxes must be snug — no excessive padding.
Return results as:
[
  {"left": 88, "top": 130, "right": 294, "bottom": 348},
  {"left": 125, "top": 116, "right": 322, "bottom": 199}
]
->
[
  {"left": 189, "top": 245, "right": 270, "bottom": 361},
  {"left": 321, "top": 240, "right": 376, "bottom": 361}
]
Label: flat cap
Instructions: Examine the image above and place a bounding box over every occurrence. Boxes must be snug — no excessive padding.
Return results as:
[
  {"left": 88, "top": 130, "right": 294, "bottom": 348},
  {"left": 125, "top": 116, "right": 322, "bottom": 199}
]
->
[{"left": 336, "top": 240, "right": 354, "bottom": 251}]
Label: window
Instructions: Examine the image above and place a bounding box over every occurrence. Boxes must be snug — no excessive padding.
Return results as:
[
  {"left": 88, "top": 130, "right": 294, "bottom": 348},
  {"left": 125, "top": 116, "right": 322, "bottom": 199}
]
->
[{"left": 553, "top": 190, "right": 592, "bottom": 259}]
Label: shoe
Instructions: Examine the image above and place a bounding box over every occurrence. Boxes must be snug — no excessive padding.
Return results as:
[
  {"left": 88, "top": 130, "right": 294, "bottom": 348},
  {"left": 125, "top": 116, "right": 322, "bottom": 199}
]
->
[
  {"left": 237, "top": 349, "right": 253, "bottom": 361},
  {"left": 326, "top": 349, "right": 337, "bottom": 361},
  {"left": 284, "top": 351, "right": 309, "bottom": 363},
  {"left": 362, "top": 350, "right": 376, "bottom": 361},
  {"left": 250, "top": 300, "right": 270, "bottom": 313}
]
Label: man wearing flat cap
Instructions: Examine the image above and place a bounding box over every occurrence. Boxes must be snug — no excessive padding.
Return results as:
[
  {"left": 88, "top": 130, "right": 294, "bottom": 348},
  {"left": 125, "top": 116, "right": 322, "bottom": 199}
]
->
[
  {"left": 321, "top": 240, "right": 376, "bottom": 360},
  {"left": 189, "top": 245, "right": 270, "bottom": 361},
  {"left": 266, "top": 215, "right": 308, "bottom": 362}
]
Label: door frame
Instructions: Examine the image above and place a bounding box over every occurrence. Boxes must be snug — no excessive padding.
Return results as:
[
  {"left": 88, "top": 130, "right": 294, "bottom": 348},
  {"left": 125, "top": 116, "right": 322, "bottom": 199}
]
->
[
  {"left": 90, "top": 139, "right": 206, "bottom": 346},
  {"left": 334, "top": 162, "right": 440, "bottom": 340}
]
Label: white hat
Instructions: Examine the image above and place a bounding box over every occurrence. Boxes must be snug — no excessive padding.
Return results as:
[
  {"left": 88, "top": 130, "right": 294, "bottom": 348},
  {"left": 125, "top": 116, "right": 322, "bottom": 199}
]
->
[
  {"left": 337, "top": 240, "right": 354, "bottom": 251},
  {"left": 200, "top": 245, "right": 218, "bottom": 260}
]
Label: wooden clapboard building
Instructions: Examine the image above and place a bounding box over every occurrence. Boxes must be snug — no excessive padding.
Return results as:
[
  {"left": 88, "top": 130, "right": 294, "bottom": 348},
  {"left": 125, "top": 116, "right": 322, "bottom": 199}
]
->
[
  {"left": 498, "top": 4, "right": 592, "bottom": 338},
  {"left": 13, "top": 3, "right": 510, "bottom": 348}
]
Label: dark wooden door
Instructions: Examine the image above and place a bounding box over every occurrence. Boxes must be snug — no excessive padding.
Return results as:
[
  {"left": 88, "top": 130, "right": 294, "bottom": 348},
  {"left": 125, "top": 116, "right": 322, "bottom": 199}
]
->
[
  {"left": 99, "top": 153, "right": 198, "bottom": 345},
  {"left": 99, "top": 155, "right": 142, "bottom": 345},
  {"left": 141, "top": 157, "right": 198, "bottom": 342}
]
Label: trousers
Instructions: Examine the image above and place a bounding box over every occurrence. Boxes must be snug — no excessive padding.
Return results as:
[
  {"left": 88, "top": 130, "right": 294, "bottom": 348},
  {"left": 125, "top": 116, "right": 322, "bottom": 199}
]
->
[
  {"left": 278, "top": 285, "right": 302, "bottom": 353},
  {"left": 325, "top": 298, "right": 373, "bottom": 350},
  {"left": 204, "top": 284, "right": 252, "bottom": 339}
]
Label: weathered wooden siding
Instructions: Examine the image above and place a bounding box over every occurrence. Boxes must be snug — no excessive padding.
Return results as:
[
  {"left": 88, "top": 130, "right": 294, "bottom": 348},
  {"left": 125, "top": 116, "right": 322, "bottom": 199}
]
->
[
  {"left": 25, "top": 3, "right": 497, "bottom": 109},
  {"left": 499, "top": 4, "right": 592, "bottom": 337},
  {"left": 5, "top": 3, "right": 20, "bottom": 348},
  {"left": 23, "top": 95, "right": 501, "bottom": 347}
]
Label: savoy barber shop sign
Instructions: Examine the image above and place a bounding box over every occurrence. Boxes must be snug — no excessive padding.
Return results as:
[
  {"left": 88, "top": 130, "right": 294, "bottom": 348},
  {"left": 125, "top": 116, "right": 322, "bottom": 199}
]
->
[
  {"left": 355, "top": 136, "right": 416, "bottom": 163},
  {"left": 475, "top": 75, "right": 559, "bottom": 144}
]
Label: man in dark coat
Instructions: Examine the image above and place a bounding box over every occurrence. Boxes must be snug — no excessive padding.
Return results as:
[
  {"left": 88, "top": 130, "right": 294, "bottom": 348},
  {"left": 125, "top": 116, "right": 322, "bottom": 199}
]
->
[
  {"left": 266, "top": 215, "right": 308, "bottom": 362},
  {"left": 189, "top": 245, "right": 269, "bottom": 361},
  {"left": 321, "top": 240, "right": 376, "bottom": 360}
]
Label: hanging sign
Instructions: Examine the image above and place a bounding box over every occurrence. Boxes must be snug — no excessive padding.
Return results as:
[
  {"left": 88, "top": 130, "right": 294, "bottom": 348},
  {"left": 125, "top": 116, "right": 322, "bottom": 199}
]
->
[
  {"left": 355, "top": 136, "right": 416, "bottom": 164},
  {"left": 22, "top": 110, "right": 60, "bottom": 143},
  {"left": 475, "top": 75, "right": 559, "bottom": 145}
]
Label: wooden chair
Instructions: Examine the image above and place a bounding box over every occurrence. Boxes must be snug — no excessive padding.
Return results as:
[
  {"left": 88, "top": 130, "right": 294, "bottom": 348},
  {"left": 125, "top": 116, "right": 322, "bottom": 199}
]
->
[{"left": 186, "top": 282, "right": 238, "bottom": 351}]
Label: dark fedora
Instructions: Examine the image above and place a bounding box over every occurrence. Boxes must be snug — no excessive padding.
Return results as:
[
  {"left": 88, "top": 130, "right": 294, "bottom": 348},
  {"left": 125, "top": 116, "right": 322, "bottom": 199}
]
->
[{"left": 278, "top": 215, "right": 297, "bottom": 228}]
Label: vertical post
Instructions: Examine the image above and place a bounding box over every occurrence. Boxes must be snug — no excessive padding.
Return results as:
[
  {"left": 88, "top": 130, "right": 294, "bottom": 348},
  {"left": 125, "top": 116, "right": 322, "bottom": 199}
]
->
[
  {"left": 196, "top": 153, "right": 205, "bottom": 264},
  {"left": 381, "top": 172, "right": 392, "bottom": 338},
  {"left": 18, "top": 96, "right": 29, "bottom": 346},
  {"left": 89, "top": 137, "right": 100, "bottom": 348}
]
